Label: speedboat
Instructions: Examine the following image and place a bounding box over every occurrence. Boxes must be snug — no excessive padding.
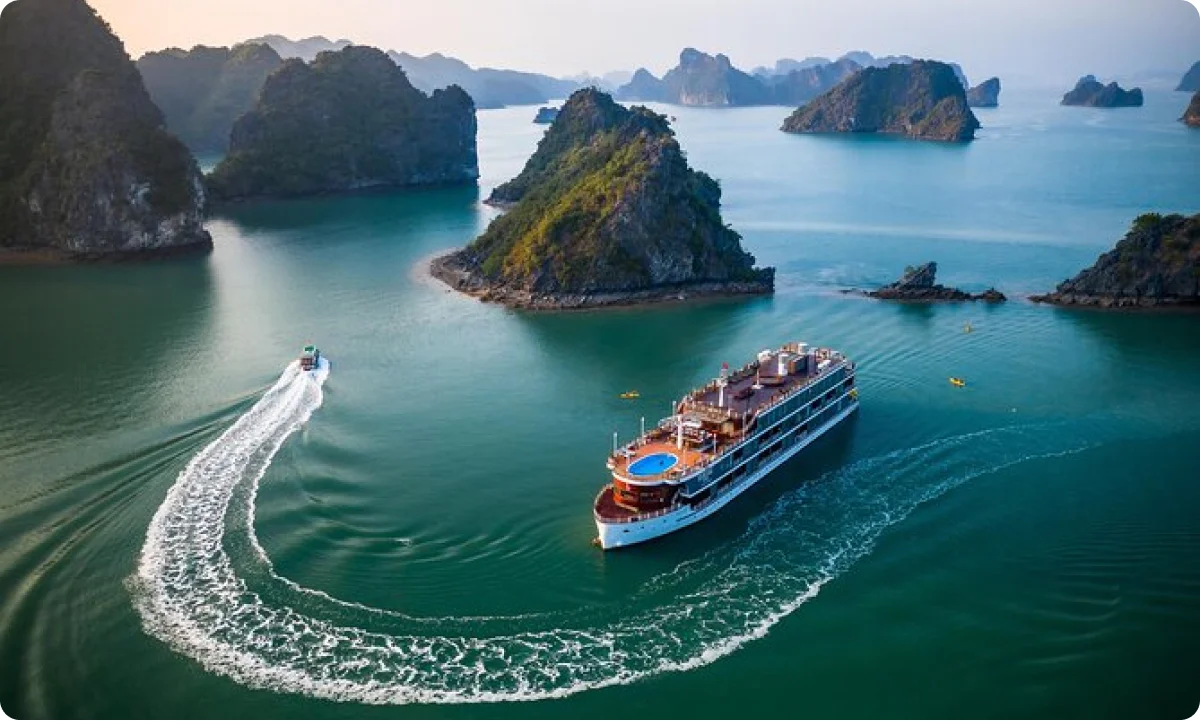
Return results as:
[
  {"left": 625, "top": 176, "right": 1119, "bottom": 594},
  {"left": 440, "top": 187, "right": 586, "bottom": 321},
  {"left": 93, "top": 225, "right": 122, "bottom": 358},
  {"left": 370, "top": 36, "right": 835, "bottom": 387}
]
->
[{"left": 300, "top": 345, "right": 321, "bottom": 371}]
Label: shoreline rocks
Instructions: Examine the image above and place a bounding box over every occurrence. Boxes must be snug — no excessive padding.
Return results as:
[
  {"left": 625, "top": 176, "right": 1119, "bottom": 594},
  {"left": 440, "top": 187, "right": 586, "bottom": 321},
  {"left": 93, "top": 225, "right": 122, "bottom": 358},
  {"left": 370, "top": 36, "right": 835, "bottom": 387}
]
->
[
  {"left": 430, "top": 252, "right": 773, "bottom": 310},
  {"left": 862, "top": 262, "right": 1006, "bottom": 302}
]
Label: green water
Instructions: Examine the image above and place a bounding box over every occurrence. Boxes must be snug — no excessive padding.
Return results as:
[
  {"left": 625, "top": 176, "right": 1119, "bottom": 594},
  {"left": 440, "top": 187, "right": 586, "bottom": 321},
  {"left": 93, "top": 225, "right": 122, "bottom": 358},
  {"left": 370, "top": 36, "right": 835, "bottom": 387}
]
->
[{"left": 1, "top": 88, "right": 1199, "bottom": 718}]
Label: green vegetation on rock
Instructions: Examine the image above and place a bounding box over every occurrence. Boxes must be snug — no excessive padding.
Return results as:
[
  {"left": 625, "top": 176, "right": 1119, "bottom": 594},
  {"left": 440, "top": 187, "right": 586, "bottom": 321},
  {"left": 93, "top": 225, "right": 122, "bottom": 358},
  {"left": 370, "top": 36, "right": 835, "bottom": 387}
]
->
[
  {"left": 1032, "top": 213, "right": 1200, "bottom": 308},
  {"left": 206, "top": 46, "right": 478, "bottom": 201},
  {"left": 437, "top": 89, "right": 772, "bottom": 302},
  {"left": 0, "top": 0, "right": 208, "bottom": 253},
  {"left": 781, "top": 60, "right": 980, "bottom": 141},
  {"left": 137, "top": 43, "right": 283, "bottom": 152}
]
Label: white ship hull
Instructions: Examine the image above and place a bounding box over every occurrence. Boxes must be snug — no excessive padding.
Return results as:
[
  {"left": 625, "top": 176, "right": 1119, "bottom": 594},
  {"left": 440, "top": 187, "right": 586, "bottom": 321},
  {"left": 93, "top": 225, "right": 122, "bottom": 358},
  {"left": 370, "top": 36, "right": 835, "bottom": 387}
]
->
[{"left": 596, "top": 399, "right": 858, "bottom": 550}]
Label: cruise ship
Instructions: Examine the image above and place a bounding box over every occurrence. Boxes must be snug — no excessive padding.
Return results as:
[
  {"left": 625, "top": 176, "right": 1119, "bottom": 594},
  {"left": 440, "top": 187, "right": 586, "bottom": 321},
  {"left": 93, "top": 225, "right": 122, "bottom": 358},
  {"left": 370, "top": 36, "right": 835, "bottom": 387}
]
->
[{"left": 594, "top": 341, "right": 858, "bottom": 549}]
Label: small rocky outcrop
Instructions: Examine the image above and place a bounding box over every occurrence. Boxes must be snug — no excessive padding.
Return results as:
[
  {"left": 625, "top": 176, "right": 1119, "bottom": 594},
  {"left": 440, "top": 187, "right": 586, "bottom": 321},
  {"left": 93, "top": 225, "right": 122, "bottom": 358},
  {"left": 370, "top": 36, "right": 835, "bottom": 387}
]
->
[
  {"left": 1182, "top": 92, "right": 1200, "bottom": 128},
  {"left": 1031, "top": 213, "right": 1200, "bottom": 308},
  {"left": 0, "top": 0, "right": 209, "bottom": 256},
  {"left": 206, "top": 46, "right": 478, "bottom": 201},
  {"left": 1060, "top": 75, "right": 1143, "bottom": 107},
  {"left": 137, "top": 42, "right": 284, "bottom": 152},
  {"left": 533, "top": 106, "right": 559, "bottom": 124},
  {"left": 431, "top": 88, "right": 773, "bottom": 309},
  {"left": 866, "top": 262, "right": 1006, "bottom": 302},
  {"left": 1177, "top": 61, "right": 1200, "bottom": 92},
  {"left": 781, "top": 60, "right": 980, "bottom": 141},
  {"left": 966, "top": 77, "right": 1001, "bottom": 108}
]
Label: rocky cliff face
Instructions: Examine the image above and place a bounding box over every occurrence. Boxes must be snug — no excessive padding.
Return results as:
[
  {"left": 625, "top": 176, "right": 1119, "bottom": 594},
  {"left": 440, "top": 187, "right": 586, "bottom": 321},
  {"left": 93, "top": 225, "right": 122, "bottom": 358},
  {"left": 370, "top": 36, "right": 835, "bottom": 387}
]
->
[
  {"left": 767, "top": 59, "right": 861, "bottom": 106},
  {"left": 137, "top": 43, "right": 283, "bottom": 152},
  {"left": 1177, "top": 61, "right": 1200, "bottom": 92},
  {"left": 432, "top": 89, "right": 773, "bottom": 308},
  {"left": 1031, "top": 213, "right": 1200, "bottom": 308},
  {"left": 1060, "top": 75, "right": 1143, "bottom": 107},
  {"left": 866, "top": 262, "right": 1005, "bottom": 301},
  {"left": 615, "top": 68, "right": 667, "bottom": 102},
  {"left": 1182, "top": 92, "right": 1200, "bottom": 128},
  {"left": 0, "top": 0, "right": 209, "bottom": 255},
  {"left": 781, "top": 60, "right": 980, "bottom": 142},
  {"left": 660, "top": 48, "right": 772, "bottom": 106},
  {"left": 966, "top": 77, "right": 1001, "bottom": 108},
  {"left": 207, "top": 46, "right": 478, "bottom": 201}
]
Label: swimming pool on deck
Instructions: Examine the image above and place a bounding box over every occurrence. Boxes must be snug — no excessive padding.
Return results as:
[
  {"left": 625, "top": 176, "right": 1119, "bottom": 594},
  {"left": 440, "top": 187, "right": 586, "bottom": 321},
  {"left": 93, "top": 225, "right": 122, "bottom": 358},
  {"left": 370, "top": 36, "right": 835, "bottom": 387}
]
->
[{"left": 627, "top": 452, "right": 679, "bottom": 477}]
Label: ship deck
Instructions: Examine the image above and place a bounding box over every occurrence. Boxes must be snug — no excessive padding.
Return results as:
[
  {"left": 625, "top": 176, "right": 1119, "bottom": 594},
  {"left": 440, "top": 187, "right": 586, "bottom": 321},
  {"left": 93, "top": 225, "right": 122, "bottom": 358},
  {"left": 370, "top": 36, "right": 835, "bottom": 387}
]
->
[
  {"left": 689, "top": 350, "right": 829, "bottom": 417},
  {"left": 611, "top": 439, "right": 712, "bottom": 482}
]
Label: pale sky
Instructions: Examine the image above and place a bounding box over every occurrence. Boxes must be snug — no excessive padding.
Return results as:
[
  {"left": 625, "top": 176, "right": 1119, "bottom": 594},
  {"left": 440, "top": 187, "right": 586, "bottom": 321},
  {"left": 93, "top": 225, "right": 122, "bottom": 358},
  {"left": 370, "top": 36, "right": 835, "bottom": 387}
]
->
[{"left": 9, "top": 0, "right": 1200, "bottom": 87}]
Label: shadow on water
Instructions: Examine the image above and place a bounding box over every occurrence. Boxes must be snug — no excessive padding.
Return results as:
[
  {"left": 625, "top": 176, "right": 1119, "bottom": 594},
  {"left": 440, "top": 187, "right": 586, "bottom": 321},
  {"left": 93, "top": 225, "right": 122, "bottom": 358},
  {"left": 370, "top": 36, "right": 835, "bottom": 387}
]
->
[
  {"left": 509, "top": 294, "right": 776, "bottom": 396},
  {"left": 0, "top": 255, "right": 219, "bottom": 480},
  {"left": 209, "top": 184, "right": 483, "bottom": 234}
]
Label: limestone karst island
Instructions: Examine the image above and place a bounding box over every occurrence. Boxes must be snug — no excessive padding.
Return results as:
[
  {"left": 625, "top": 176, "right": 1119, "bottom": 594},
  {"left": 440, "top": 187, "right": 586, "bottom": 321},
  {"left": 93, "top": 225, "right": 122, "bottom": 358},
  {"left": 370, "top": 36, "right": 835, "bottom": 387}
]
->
[{"left": 1, "top": 0, "right": 1199, "bottom": 718}]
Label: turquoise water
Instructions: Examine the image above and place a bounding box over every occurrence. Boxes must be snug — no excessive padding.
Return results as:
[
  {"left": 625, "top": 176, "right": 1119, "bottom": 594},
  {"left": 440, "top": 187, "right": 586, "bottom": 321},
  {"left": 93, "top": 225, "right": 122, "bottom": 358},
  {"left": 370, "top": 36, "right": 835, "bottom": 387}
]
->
[{"left": 0, "top": 87, "right": 1198, "bottom": 718}]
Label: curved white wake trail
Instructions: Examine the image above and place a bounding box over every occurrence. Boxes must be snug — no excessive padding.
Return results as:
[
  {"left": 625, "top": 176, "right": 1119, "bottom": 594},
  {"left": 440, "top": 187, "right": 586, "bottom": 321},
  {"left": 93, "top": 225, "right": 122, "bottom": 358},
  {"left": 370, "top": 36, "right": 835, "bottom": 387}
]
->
[{"left": 132, "top": 364, "right": 1101, "bottom": 705}]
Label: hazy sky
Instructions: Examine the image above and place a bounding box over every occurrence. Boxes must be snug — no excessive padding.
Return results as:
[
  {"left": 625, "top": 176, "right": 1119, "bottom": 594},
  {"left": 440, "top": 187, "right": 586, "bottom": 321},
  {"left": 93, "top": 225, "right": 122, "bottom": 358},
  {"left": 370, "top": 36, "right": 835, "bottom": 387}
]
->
[{"left": 13, "top": 0, "right": 1200, "bottom": 87}]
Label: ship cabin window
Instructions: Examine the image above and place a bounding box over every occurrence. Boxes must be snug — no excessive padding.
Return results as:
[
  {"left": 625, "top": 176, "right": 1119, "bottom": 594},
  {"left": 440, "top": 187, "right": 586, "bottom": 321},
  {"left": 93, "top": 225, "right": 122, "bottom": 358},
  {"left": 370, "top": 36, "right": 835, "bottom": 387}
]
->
[
  {"left": 730, "top": 465, "right": 747, "bottom": 481},
  {"left": 731, "top": 447, "right": 744, "bottom": 462}
]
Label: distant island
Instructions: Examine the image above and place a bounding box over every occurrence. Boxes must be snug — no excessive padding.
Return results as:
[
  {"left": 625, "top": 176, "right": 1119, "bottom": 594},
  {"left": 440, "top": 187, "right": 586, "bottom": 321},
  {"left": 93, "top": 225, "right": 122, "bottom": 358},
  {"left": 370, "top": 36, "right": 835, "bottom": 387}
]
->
[
  {"left": 966, "top": 77, "right": 1001, "bottom": 108},
  {"left": 0, "top": 0, "right": 209, "bottom": 258},
  {"left": 1177, "top": 61, "right": 1200, "bottom": 92},
  {"left": 1060, "top": 75, "right": 1143, "bottom": 107},
  {"left": 781, "top": 60, "right": 980, "bottom": 142},
  {"left": 206, "top": 46, "right": 478, "bottom": 202},
  {"left": 863, "top": 262, "right": 1005, "bottom": 302},
  {"left": 1183, "top": 92, "right": 1200, "bottom": 127},
  {"left": 533, "top": 106, "right": 559, "bottom": 124},
  {"left": 137, "top": 43, "right": 283, "bottom": 152},
  {"left": 616, "top": 49, "right": 969, "bottom": 108},
  {"left": 248, "top": 35, "right": 577, "bottom": 109},
  {"left": 1031, "top": 213, "right": 1200, "bottom": 308},
  {"left": 431, "top": 89, "right": 774, "bottom": 309}
]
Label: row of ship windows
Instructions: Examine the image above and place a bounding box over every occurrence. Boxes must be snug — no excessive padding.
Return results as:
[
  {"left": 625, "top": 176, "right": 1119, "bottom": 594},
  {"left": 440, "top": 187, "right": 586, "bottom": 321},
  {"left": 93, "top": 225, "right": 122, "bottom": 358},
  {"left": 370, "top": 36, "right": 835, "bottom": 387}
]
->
[{"left": 706, "top": 392, "right": 853, "bottom": 492}]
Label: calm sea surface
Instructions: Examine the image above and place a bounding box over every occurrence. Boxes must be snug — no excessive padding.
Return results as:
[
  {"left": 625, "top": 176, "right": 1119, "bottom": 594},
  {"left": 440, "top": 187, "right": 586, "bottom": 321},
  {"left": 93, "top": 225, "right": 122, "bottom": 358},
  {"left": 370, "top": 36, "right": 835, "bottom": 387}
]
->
[{"left": 1, "top": 88, "right": 1198, "bottom": 718}]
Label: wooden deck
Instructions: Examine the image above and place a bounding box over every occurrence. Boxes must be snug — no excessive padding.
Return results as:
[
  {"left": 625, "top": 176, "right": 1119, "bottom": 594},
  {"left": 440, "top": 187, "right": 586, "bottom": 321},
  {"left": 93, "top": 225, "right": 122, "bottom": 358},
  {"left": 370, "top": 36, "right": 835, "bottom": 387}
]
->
[{"left": 612, "top": 439, "right": 712, "bottom": 481}]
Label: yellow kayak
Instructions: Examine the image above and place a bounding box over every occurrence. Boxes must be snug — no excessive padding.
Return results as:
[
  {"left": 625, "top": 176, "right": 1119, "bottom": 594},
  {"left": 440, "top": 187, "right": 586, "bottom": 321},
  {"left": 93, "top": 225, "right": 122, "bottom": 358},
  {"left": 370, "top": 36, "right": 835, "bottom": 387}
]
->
[
  {"left": 949, "top": 377, "right": 966, "bottom": 387},
  {"left": 619, "top": 390, "right": 640, "bottom": 399}
]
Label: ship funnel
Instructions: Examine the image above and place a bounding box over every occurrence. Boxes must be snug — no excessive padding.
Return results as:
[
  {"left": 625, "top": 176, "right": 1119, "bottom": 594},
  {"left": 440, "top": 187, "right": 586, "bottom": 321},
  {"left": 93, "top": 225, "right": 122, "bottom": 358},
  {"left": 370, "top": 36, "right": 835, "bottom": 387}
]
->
[
  {"left": 778, "top": 353, "right": 788, "bottom": 377},
  {"left": 718, "top": 380, "right": 726, "bottom": 408}
]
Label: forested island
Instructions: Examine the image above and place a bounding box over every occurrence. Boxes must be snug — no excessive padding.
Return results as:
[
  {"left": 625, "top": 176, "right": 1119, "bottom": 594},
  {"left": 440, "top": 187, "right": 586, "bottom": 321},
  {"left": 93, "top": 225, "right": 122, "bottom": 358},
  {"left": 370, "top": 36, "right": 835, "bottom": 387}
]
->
[
  {"left": 137, "top": 43, "right": 283, "bottom": 152},
  {"left": 1032, "top": 213, "right": 1200, "bottom": 308},
  {"left": 781, "top": 60, "right": 980, "bottom": 141},
  {"left": 0, "top": 0, "right": 209, "bottom": 258},
  {"left": 431, "top": 89, "right": 774, "bottom": 309},
  {"left": 1060, "top": 75, "right": 1143, "bottom": 107},
  {"left": 206, "top": 46, "right": 478, "bottom": 201}
]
